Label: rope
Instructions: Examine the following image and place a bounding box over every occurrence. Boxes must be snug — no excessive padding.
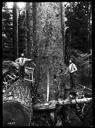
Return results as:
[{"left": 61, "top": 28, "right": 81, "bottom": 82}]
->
[{"left": 78, "top": 84, "right": 92, "bottom": 91}]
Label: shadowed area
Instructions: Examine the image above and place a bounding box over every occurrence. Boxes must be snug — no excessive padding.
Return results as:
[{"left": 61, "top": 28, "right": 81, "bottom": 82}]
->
[{"left": 3, "top": 101, "right": 31, "bottom": 126}]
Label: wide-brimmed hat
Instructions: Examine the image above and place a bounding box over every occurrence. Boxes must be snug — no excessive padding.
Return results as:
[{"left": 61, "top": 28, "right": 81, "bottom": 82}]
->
[{"left": 21, "top": 53, "right": 24, "bottom": 57}]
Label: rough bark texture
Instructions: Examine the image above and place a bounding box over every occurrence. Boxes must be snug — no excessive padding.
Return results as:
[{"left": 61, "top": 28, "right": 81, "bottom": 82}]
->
[
  {"left": 27, "top": 2, "right": 67, "bottom": 101},
  {"left": 13, "top": 3, "right": 18, "bottom": 59}
]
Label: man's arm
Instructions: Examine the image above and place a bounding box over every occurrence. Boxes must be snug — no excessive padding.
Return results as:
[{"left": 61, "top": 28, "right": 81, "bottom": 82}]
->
[
  {"left": 15, "top": 58, "right": 19, "bottom": 63},
  {"left": 24, "top": 58, "right": 32, "bottom": 62}
]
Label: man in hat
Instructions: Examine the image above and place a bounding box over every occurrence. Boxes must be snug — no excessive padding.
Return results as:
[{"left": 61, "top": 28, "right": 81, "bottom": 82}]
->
[
  {"left": 15, "top": 53, "right": 32, "bottom": 81},
  {"left": 64, "top": 59, "right": 78, "bottom": 90}
]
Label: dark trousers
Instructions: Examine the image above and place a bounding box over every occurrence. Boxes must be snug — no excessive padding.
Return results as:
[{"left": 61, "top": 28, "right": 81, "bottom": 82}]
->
[
  {"left": 19, "top": 66, "right": 25, "bottom": 79},
  {"left": 70, "top": 73, "right": 75, "bottom": 89}
]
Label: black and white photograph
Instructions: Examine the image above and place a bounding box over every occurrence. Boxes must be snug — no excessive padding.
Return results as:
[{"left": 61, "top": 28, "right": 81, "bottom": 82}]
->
[{"left": 2, "top": 2, "right": 92, "bottom": 127}]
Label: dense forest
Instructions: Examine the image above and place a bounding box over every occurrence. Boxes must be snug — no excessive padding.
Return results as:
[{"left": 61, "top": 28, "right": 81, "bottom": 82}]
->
[
  {"left": 2, "top": 2, "right": 92, "bottom": 58},
  {"left": 2, "top": 2, "right": 92, "bottom": 126},
  {"left": 2, "top": 2, "right": 92, "bottom": 99}
]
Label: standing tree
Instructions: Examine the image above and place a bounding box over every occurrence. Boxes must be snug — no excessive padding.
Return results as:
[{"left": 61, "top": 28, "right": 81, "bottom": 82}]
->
[
  {"left": 26, "top": 3, "right": 33, "bottom": 58},
  {"left": 25, "top": 3, "right": 40, "bottom": 101},
  {"left": 13, "top": 2, "right": 18, "bottom": 59},
  {"left": 65, "top": 2, "right": 92, "bottom": 53},
  {"left": 2, "top": 2, "right": 14, "bottom": 60},
  {"left": 32, "top": 2, "right": 38, "bottom": 62},
  {"left": 34, "top": 2, "right": 66, "bottom": 101},
  {"left": 18, "top": 5, "right": 28, "bottom": 56}
]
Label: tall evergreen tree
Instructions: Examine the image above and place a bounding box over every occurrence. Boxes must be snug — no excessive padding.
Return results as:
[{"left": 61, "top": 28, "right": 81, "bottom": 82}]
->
[
  {"left": 13, "top": 2, "right": 18, "bottom": 59},
  {"left": 65, "top": 2, "right": 92, "bottom": 53},
  {"left": 2, "top": 2, "right": 14, "bottom": 60},
  {"left": 18, "top": 6, "right": 28, "bottom": 56}
]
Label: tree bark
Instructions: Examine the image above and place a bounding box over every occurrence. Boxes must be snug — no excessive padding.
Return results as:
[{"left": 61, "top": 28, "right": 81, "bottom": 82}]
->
[
  {"left": 32, "top": 2, "right": 37, "bottom": 63},
  {"left": 26, "top": 3, "right": 31, "bottom": 58},
  {"left": 13, "top": 2, "right": 18, "bottom": 59},
  {"left": 60, "top": 2, "right": 65, "bottom": 60}
]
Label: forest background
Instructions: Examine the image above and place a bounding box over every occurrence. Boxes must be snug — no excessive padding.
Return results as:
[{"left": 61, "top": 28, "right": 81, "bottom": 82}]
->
[{"left": 2, "top": 2, "right": 92, "bottom": 102}]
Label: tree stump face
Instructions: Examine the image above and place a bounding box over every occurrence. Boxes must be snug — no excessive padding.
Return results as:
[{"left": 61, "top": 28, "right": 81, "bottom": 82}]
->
[
  {"left": 3, "top": 79, "right": 32, "bottom": 126},
  {"left": 3, "top": 102, "right": 31, "bottom": 126}
]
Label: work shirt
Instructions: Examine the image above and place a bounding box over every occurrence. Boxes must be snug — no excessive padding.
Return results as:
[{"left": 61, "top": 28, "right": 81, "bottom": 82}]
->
[
  {"left": 15, "top": 57, "right": 31, "bottom": 66},
  {"left": 68, "top": 63, "right": 77, "bottom": 73}
]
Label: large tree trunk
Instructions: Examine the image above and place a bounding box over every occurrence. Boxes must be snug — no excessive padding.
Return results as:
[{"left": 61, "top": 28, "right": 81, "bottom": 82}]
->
[
  {"left": 36, "top": 3, "right": 66, "bottom": 101},
  {"left": 60, "top": 2, "right": 65, "bottom": 60},
  {"left": 26, "top": 3, "right": 30, "bottom": 58},
  {"left": 13, "top": 2, "right": 18, "bottom": 59},
  {"left": 26, "top": 3, "right": 40, "bottom": 101},
  {"left": 26, "top": 2, "right": 66, "bottom": 101},
  {"left": 32, "top": 2, "right": 37, "bottom": 62}
]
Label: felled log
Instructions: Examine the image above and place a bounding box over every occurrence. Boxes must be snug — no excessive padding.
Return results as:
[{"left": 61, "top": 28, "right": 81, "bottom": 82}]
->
[
  {"left": 33, "top": 97, "right": 92, "bottom": 110},
  {"left": 58, "top": 97, "right": 92, "bottom": 105}
]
